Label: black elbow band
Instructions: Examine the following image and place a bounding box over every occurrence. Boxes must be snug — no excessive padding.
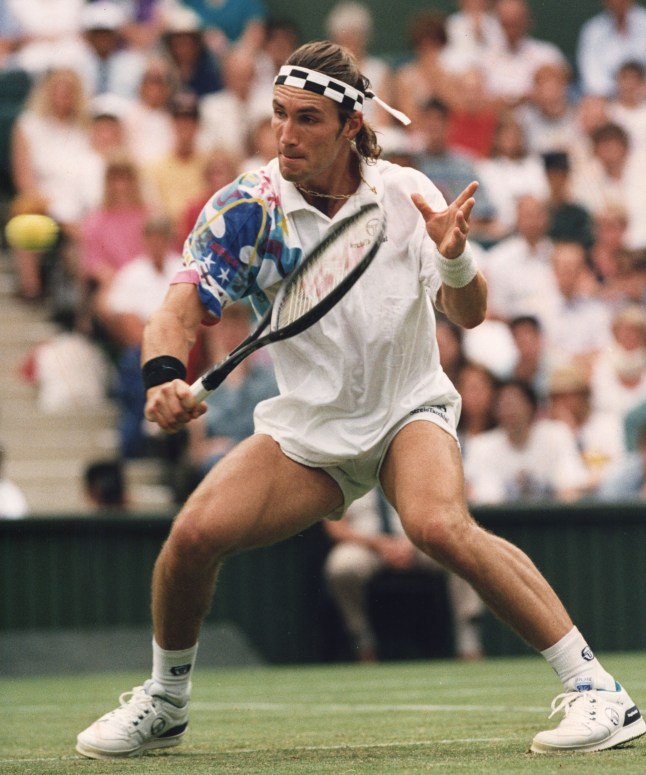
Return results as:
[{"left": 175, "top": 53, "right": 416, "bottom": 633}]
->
[{"left": 141, "top": 356, "right": 187, "bottom": 391}]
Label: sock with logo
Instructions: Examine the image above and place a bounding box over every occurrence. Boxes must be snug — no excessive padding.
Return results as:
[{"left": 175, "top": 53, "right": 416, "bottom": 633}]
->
[
  {"left": 150, "top": 638, "right": 198, "bottom": 706},
  {"left": 541, "top": 626, "right": 616, "bottom": 692}
]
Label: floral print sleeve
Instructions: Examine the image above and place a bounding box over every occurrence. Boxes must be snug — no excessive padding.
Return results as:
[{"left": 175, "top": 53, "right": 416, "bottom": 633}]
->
[{"left": 176, "top": 167, "right": 301, "bottom": 322}]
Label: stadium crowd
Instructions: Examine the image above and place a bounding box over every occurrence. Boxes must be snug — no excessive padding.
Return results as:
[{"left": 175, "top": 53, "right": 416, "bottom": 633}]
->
[{"left": 2, "top": 0, "right": 646, "bottom": 512}]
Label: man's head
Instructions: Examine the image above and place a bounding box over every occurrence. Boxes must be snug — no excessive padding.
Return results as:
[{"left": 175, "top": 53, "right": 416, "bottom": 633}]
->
[{"left": 272, "top": 41, "right": 382, "bottom": 185}]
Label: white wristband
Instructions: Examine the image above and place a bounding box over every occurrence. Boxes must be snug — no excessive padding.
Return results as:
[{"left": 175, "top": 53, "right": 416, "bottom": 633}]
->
[{"left": 435, "top": 243, "right": 478, "bottom": 288}]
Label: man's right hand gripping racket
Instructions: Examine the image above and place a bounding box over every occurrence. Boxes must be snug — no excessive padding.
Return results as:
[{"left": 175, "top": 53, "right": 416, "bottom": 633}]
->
[{"left": 190, "top": 202, "right": 386, "bottom": 402}]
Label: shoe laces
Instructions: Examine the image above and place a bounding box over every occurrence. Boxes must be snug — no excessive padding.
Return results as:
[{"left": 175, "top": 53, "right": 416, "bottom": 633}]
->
[
  {"left": 548, "top": 691, "right": 596, "bottom": 721},
  {"left": 107, "top": 685, "right": 158, "bottom": 729}
]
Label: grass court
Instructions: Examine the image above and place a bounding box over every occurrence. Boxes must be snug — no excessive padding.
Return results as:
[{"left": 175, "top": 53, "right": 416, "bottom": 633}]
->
[{"left": 2, "top": 652, "right": 646, "bottom": 774}]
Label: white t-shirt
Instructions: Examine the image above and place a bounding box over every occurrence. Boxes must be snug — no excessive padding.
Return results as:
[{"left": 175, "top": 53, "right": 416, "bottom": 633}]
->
[
  {"left": 464, "top": 418, "right": 589, "bottom": 504},
  {"left": 180, "top": 157, "right": 463, "bottom": 466}
]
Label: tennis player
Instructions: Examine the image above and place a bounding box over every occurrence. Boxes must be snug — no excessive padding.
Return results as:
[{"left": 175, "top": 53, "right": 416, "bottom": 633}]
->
[{"left": 77, "top": 41, "right": 644, "bottom": 758}]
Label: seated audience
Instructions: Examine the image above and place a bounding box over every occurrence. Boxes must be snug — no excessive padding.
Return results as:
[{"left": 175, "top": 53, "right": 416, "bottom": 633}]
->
[
  {"left": 547, "top": 361, "right": 626, "bottom": 491},
  {"left": 0, "top": 442, "right": 29, "bottom": 519},
  {"left": 83, "top": 459, "right": 127, "bottom": 510},
  {"left": 100, "top": 215, "right": 181, "bottom": 458},
  {"left": 413, "top": 98, "right": 500, "bottom": 243},
  {"left": 475, "top": 111, "right": 550, "bottom": 233},
  {"left": 464, "top": 379, "right": 589, "bottom": 504},
  {"left": 143, "top": 92, "right": 207, "bottom": 231},
  {"left": 484, "top": 195, "right": 556, "bottom": 322},
  {"left": 323, "top": 488, "right": 484, "bottom": 662},
  {"left": 590, "top": 304, "right": 646, "bottom": 419},
  {"left": 455, "top": 361, "right": 500, "bottom": 452},
  {"left": 595, "top": 421, "right": 646, "bottom": 501},
  {"left": 576, "top": 0, "right": 646, "bottom": 98},
  {"left": 481, "top": 0, "right": 567, "bottom": 108},
  {"left": 185, "top": 303, "right": 278, "bottom": 489}
]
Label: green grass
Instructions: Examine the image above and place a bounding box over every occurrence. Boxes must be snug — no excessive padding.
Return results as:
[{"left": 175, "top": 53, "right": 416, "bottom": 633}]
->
[{"left": 2, "top": 654, "right": 646, "bottom": 774}]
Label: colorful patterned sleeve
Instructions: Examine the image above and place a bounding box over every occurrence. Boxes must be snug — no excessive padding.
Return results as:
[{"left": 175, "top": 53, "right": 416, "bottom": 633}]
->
[{"left": 174, "top": 170, "right": 300, "bottom": 323}]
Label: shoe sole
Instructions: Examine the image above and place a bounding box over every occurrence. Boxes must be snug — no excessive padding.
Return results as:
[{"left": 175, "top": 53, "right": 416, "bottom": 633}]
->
[
  {"left": 76, "top": 733, "right": 184, "bottom": 759},
  {"left": 530, "top": 716, "right": 646, "bottom": 754}
]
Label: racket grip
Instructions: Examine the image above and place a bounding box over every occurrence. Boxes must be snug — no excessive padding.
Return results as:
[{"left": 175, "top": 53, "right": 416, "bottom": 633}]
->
[{"left": 190, "top": 379, "right": 210, "bottom": 403}]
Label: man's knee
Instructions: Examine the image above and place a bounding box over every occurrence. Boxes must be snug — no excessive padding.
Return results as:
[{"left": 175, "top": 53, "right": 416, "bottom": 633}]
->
[{"left": 403, "top": 503, "right": 479, "bottom": 567}]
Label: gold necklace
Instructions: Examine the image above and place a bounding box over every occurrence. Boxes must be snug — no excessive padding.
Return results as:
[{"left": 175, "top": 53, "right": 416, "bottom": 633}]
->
[
  {"left": 296, "top": 185, "right": 353, "bottom": 200},
  {"left": 296, "top": 173, "right": 377, "bottom": 201}
]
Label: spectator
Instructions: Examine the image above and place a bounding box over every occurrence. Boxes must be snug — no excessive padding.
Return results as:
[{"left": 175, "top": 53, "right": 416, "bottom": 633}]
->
[
  {"left": 475, "top": 111, "right": 550, "bottom": 233},
  {"left": 178, "top": 147, "right": 242, "bottom": 249},
  {"left": 589, "top": 204, "right": 630, "bottom": 293},
  {"left": 608, "top": 60, "right": 646, "bottom": 157},
  {"left": 576, "top": 0, "right": 646, "bottom": 98},
  {"left": 79, "top": 155, "right": 149, "bottom": 300},
  {"left": 414, "top": 98, "right": 501, "bottom": 243},
  {"left": 100, "top": 215, "right": 181, "bottom": 458},
  {"left": 254, "top": 16, "right": 300, "bottom": 88},
  {"left": 122, "top": 56, "right": 177, "bottom": 166},
  {"left": 481, "top": 0, "right": 567, "bottom": 107},
  {"left": 595, "top": 420, "right": 646, "bottom": 501},
  {"left": 509, "top": 314, "right": 550, "bottom": 401},
  {"left": 239, "top": 114, "right": 275, "bottom": 172},
  {"left": 540, "top": 240, "right": 612, "bottom": 370},
  {"left": 4, "top": 0, "right": 85, "bottom": 76},
  {"left": 548, "top": 361, "right": 625, "bottom": 491},
  {"left": 455, "top": 360, "right": 500, "bottom": 451},
  {"left": 10, "top": 66, "right": 97, "bottom": 300},
  {"left": 19, "top": 307, "right": 112, "bottom": 413},
  {"left": 160, "top": 6, "right": 222, "bottom": 98},
  {"left": 590, "top": 303, "right": 646, "bottom": 418},
  {"left": 198, "top": 47, "right": 271, "bottom": 157},
  {"left": 445, "top": 66, "right": 501, "bottom": 161},
  {"left": 394, "top": 10, "right": 461, "bottom": 131},
  {"left": 568, "top": 93, "right": 611, "bottom": 175},
  {"left": 515, "top": 62, "right": 579, "bottom": 156},
  {"left": 323, "top": 488, "right": 484, "bottom": 662},
  {"left": 542, "top": 151, "right": 594, "bottom": 248},
  {"left": 185, "top": 303, "right": 278, "bottom": 489},
  {"left": 484, "top": 195, "right": 557, "bottom": 322},
  {"left": 180, "top": 0, "right": 268, "bottom": 51},
  {"left": 435, "top": 315, "right": 466, "bottom": 385},
  {"left": 144, "top": 92, "right": 207, "bottom": 230},
  {"left": 464, "top": 379, "right": 589, "bottom": 504},
  {"left": 570, "top": 121, "right": 646, "bottom": 250},
  {"left": 83, "top": 459, "right": 127, "bottom": 510},
  {"left": 0, "top": 442, "right": 28, "bottom": 518},
  {"left": 325, "top": 2, "right": 394, "bottom": 129},
  {"left": 77, "top": 1, "right": 146, "bottom": 99},
  {"left": 445, "top": 0, "right": 504, "bottom": 65}
]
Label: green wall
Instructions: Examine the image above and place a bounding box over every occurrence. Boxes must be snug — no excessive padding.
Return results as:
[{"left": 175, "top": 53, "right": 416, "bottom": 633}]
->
[
  {"left": 265, "top": 1, "right": 638, "bottom": 69},
  {"left": 2, "top": 503, "right": 646, "bottom": 667}
]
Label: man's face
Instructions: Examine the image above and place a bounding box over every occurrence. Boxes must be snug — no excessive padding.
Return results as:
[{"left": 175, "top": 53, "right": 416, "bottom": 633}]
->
[{"left": 271, "top": 85, "right": 358, "bottom": 186}]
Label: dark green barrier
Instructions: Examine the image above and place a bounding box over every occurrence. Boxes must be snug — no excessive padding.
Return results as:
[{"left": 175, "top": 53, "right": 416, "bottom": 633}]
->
[{"left": 1, "top": 502, "right": 645, "bottom": 662}]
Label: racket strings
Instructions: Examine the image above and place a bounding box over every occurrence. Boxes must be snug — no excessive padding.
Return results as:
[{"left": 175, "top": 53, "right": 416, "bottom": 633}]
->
[{"left": 275, "top": 217, "right": 372, "bottom": 328}]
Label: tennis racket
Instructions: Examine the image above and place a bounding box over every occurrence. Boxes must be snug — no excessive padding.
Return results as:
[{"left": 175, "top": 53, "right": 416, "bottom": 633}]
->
[{"left": 190, "top": 202, "right": 385, "bottom": 402}]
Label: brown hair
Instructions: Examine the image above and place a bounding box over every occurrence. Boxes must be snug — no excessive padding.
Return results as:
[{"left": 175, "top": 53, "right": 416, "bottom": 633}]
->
[{"left": 284, "top": 40, "right": 381, "bottom": 162}]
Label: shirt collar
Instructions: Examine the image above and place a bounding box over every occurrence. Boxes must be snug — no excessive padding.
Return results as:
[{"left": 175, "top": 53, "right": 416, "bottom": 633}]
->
[{"left": 277, "top": 158, "right": 384, "bottom": 220}]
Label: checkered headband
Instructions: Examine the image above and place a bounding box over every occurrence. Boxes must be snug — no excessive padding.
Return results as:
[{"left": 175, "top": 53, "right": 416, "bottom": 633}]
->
[{"left": 274, "top": 65, "right": 411, "bottom": 126}]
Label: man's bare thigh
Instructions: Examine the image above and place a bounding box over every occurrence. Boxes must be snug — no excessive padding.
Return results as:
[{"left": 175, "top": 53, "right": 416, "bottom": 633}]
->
[{"left": 176, "top": 433, "right": 344, "bottom": 554}]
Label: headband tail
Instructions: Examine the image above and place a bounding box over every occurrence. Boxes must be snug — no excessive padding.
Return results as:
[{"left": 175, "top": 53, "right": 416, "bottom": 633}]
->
[{"left": 368, "top": 93, "right": 411, "bottom": 126}]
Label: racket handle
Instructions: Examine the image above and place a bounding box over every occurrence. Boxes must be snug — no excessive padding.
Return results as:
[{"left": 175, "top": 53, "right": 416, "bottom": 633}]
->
[{"left": 190, "top": 379, "right": 210, "bottom": 403}]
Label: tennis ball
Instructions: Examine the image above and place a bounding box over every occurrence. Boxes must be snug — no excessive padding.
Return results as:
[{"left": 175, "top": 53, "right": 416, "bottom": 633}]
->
[{"left": 5, "top": 213, "right": 59, "bottom": 251}]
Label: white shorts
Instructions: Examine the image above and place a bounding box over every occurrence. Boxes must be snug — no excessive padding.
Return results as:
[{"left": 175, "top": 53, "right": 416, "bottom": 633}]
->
[{"left": 266, "top": 398, "right": 461, "bottom": 519}]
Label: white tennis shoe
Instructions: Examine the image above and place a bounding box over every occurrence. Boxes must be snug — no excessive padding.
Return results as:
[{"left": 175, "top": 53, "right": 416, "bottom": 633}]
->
[
  {"left": 76, "top": 681, "right": 189, "bottom": 759},
  {"left": 531, "top": 684, "right": 646, "bottom": 753}
]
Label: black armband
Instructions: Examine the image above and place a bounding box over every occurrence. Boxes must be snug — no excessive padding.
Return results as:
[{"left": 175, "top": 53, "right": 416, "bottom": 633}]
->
[{"left": 141, "top": 356, "right": 187, "bottom": 391}]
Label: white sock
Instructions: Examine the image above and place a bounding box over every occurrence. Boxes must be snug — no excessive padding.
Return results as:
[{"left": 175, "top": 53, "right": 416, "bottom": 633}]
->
[
  {"left": 150, "top": 639, "right": 199, "bottom": 705},
  {"left": 541, "top": 627, "right": 616, "bottom": 692}
]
